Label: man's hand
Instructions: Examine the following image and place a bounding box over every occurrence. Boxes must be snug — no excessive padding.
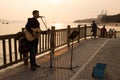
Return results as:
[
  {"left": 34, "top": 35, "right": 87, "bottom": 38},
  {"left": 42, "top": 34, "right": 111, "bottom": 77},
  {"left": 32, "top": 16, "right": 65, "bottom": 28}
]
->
[{"left": 31, "top": 32, "right": 36, "bottom": 38}]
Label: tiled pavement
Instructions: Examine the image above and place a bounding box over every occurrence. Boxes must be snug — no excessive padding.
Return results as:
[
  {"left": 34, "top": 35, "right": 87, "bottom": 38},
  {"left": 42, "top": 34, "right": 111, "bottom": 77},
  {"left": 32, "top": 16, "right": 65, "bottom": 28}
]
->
[{"left": 0, "top": 38, "right": 108, "bottom": 80}]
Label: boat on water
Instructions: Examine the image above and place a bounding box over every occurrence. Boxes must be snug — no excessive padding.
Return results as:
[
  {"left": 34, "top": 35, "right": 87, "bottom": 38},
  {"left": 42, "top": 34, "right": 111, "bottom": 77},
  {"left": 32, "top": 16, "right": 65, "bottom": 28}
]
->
[{"left": 2, "top": 22, "right": 9, "bottom": 24}]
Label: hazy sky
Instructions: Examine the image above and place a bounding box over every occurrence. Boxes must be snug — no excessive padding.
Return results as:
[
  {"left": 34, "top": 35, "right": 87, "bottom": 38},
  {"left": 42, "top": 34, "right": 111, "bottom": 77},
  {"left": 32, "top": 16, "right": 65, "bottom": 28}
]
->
[{"left": 0, "top": 0, "right": 120, "bottom": 22}]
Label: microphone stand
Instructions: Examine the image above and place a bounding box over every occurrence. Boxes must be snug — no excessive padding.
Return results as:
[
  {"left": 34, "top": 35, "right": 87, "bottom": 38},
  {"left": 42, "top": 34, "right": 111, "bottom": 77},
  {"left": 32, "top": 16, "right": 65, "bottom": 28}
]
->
[
  {"left": 40, "top": 17, "right": 48, "bottom": 30},
  {"left": 40, "top": 17, "right": 78, "bottom": 73},
  {"left": 40, "top": 17, "right": 55, "bottom": 72}
]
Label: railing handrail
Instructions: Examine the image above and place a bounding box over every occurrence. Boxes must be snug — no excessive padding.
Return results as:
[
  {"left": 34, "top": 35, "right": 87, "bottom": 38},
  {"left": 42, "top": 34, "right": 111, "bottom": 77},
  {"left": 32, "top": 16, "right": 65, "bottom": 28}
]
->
[{"left": 0, "top": 24, "right": 116, "bottom": 69}]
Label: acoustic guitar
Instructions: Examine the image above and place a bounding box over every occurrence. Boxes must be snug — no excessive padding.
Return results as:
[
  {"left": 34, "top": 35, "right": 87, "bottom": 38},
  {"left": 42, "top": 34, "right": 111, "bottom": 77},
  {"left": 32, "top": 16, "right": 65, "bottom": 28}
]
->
[{"left": 24, "top": 28, "right": 41, "bottom": 41}]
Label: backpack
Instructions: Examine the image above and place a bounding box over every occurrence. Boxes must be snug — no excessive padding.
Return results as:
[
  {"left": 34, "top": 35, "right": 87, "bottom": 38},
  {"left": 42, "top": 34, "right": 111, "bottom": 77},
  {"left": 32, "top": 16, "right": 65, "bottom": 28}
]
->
[{"left": 19, "top": 37, "right": 31, "bottom": 54}]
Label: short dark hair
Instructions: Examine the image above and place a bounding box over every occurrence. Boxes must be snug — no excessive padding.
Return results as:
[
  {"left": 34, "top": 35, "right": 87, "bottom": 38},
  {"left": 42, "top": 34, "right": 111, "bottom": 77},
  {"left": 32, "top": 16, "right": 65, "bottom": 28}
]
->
[
  {"left": 92, "top": 21, "right": 95, "bottom": 23},
  {"left": 32, "top": 10, "right": 39, "bottom": 15}
]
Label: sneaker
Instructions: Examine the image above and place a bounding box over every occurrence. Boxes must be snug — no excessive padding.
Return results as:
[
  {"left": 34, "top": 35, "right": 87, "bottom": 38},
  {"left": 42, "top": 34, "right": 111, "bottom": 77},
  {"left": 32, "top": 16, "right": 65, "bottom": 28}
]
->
[{"left": 35, "top": 64, "right": 41, "bottom": 67}]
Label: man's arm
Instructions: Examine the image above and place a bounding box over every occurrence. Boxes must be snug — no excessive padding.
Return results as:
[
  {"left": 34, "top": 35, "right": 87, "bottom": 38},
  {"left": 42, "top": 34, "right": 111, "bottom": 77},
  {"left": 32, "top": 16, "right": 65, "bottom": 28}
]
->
[{"left": 25, "top": 18, "right": 33, "bottom": 34}]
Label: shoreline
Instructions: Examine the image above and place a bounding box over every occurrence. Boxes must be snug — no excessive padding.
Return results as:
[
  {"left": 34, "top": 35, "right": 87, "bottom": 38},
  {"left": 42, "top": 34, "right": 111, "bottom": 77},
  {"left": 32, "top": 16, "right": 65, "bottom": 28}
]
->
[{"left": 97, "top": 22, "right": 120, "bottom": 26}]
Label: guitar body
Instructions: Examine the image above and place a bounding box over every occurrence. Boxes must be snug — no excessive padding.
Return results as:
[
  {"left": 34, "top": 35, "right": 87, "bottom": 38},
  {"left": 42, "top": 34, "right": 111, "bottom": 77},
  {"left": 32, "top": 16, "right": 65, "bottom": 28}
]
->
[{"left": 24, "top": 28, "right": 41, "bottom": 41}]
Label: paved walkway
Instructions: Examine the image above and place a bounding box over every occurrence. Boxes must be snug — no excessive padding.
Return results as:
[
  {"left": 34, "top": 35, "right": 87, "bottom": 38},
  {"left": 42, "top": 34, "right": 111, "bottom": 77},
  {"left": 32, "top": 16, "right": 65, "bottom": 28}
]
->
[
  {"left": 70, "top": 38, "right": 120, "bottom": 80},
  {"left": 0, "top": 38, "right": 111, "bottom": 80}
]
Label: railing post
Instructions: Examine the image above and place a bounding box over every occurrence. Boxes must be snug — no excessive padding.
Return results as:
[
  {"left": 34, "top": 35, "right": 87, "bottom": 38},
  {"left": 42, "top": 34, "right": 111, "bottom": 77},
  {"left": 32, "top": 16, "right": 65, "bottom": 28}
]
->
[
  {"left": 77, "top": 25, "right": 80, "bottom": 42},
  {"left": 50, "top": 26, "right": 56, "bottom": 51},
  {"left": 49, "top": 26, "right": 56, "bottom": 67},
  {"left": 114, "top": 30, "right": 116, "bottom": 38},
  {"left": 84, "top": 24, "right": 87, "bottom": 39},
  {"left": 22, "top": 28, "right": 24, "bottom": 32},
  {"left": 2, "top": 40, "right": 7, "bottom": 65},
  {"left": 67, "top": 25, "right": 71, "bottom": 47}
]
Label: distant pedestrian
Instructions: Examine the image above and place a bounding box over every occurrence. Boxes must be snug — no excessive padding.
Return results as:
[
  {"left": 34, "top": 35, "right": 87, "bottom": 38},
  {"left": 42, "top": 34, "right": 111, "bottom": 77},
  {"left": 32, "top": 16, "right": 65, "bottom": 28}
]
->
[
  {"left": 101, "top": 25, "right": 107, "bottom": 38},
  {"left": 112, "top": 28, "right": 115, "bottom": 32},
  {"left": 91, "top": 21, "right": 97, "bottom": 38},
  {"left": 108, "top": 28, "right": 113, "bottom": 38}
]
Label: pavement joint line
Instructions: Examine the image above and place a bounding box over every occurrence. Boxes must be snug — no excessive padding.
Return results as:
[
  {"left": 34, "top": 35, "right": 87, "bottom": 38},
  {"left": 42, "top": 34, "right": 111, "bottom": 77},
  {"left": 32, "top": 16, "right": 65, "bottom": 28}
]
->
[{"left": 69, "top": 39, "right": 109, "bottom": 80}]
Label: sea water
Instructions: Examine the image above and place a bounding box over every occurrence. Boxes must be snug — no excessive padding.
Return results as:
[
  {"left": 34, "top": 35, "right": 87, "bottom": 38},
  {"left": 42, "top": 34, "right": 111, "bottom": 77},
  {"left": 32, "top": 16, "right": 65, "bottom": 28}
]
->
[
  {"left": 0, "top": 22, "right": 120, "bottom": 65},
  {"left": 0, "top": 22, "right": 120, "bottom": 35},
  {"left": 0, "top": 22, "right": 86, "bottom": 35}
]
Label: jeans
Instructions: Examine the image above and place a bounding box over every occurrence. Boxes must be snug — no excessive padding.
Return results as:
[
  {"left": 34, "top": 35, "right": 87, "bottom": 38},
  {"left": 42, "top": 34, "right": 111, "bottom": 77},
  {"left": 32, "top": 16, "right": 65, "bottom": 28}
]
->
[
  {"left": 93, "top": 30, "right": 97, "bottom": 38},
  {"left": 29, "top": 39, "right": 38, "bottom": 66}
]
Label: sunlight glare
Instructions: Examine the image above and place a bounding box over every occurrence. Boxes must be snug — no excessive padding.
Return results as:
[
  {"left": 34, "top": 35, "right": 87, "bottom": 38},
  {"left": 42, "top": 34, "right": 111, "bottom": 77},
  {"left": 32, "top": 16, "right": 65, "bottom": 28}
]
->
[
  {"left": 52, "top": 23, "right": 64, "bottom": 29},
  {"left": 50, "top": 0, "right": 63, "bottom": 3}
]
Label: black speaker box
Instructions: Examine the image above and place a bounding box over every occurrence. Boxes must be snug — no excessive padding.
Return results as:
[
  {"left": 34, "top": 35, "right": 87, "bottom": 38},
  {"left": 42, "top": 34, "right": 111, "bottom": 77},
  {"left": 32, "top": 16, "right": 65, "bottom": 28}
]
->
[{"left": 68, "top": 30, "right": 79, "bottom": 40}]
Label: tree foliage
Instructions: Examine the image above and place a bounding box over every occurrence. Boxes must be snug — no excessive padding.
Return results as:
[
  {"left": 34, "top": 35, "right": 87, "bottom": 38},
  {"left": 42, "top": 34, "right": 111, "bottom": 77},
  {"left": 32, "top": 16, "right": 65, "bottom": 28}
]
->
[{"left": 101, "top": 14, "right": 120, "bottom": 23}]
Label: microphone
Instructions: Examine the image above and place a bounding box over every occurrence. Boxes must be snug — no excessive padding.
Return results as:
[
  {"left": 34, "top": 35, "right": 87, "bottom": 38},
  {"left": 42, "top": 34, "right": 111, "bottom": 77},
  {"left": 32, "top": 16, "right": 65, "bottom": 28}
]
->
[{"left": 39, "top": 16, "right": 45, "bottom": 18}]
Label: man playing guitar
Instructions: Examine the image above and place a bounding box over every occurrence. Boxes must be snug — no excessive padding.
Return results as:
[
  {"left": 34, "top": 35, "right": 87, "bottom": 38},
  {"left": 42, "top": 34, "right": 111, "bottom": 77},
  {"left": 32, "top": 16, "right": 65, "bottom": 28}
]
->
[{"left": 25, "top": 10, "right": 41, "bottom": 70}]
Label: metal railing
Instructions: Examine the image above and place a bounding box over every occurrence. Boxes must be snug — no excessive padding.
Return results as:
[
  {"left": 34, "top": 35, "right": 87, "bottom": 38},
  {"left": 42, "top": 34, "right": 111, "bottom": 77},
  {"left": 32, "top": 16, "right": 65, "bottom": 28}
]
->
[{"left": 0, "top": 25, "right": 110, "bottom": 69}]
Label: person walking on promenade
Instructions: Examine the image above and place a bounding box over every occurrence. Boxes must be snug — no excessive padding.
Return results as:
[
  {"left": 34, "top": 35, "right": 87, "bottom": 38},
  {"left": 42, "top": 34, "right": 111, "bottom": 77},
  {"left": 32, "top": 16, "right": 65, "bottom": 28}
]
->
[
  {"left": 101, "top": 25, "right": 107, "bottom": 38},
  {"left": 25, "top": 10, "right": 41, "bottom": 70},
  {"left": 91, "top": 21, "right": 97, "bottom": 38},
  {"left": 108, "top": 28, "right": 113, "bottom": 38}
]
